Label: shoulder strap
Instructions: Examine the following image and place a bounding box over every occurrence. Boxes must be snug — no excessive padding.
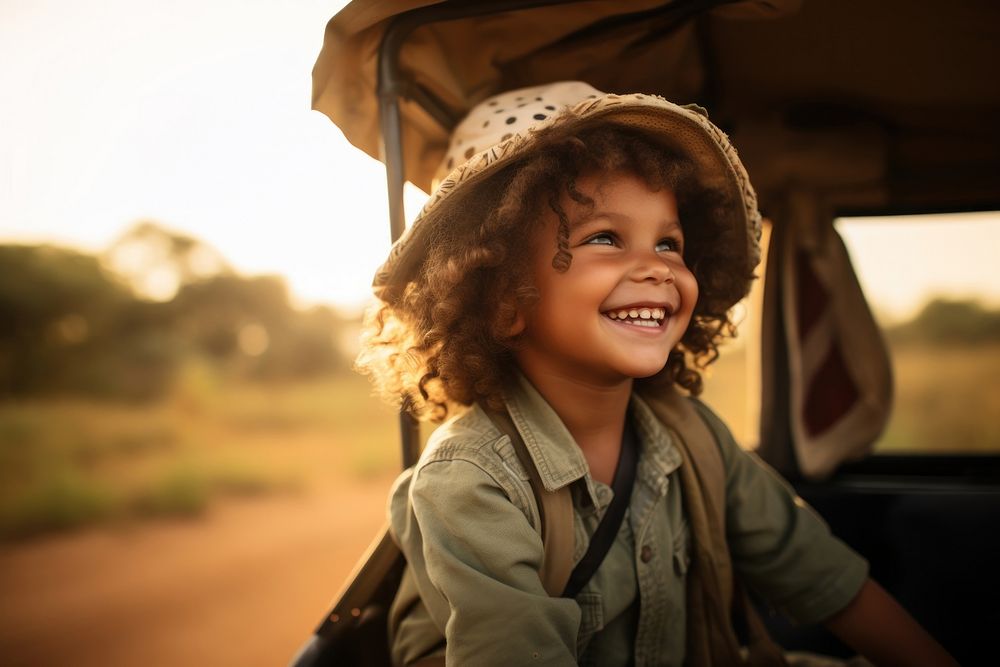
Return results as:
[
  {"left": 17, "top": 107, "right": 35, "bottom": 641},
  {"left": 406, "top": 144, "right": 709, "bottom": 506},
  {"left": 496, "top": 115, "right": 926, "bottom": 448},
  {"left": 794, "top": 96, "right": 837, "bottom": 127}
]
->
[
  {"left": 640, "top": 389, "right": 787, "bottom": 667},
  {"left": 640, "top": 392, "right": 734, "bottom": 599},
  {"left": 486, "top": 408, "right": 574, "bottom": 598},
  {"left": 639, "top": 390, "right": 729, "bottom": 576}
]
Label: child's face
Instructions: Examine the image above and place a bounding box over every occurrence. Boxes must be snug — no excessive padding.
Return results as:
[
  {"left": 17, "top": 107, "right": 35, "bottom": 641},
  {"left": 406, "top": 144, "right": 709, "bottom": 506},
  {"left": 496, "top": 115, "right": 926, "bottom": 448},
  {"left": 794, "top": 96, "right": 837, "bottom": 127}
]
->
[{"left": 515, "top": 170, "right": 698, "bottom": 386}]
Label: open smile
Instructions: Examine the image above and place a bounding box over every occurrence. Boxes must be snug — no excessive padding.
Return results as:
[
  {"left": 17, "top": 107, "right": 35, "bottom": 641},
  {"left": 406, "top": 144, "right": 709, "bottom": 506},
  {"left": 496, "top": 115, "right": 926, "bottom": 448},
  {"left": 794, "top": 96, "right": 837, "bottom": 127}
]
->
[{"left": 602, "top": 306, "right": 670, "bottom": 329}]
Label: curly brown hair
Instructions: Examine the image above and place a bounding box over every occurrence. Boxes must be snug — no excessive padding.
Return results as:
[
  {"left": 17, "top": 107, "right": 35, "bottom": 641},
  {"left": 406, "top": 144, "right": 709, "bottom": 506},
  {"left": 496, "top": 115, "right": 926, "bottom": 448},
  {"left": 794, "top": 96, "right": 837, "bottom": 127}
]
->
[{"left": 356, "top": 122, "right": 750, "bottom": 421}]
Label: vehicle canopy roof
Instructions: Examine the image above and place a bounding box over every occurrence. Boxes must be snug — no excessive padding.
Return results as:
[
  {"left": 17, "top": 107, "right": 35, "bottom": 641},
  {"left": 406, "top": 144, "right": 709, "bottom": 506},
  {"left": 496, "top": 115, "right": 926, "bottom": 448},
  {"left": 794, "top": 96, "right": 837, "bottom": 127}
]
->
[{"left": 313, "top": 0, "right": 1000, "bottom": 214}]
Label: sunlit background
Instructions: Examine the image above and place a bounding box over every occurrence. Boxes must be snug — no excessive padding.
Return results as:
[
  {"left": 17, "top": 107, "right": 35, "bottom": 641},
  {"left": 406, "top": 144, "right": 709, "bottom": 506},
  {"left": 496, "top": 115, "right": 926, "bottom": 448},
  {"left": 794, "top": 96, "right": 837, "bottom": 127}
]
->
[
  {"left": 1, "top": 0, "right": 429, "bottom": 313},
  {"left": 1, "top": 1, "right": 999, "bottom": 665},
  {"left": 4, "top": 1, "right": 999, "bottom": 318}
]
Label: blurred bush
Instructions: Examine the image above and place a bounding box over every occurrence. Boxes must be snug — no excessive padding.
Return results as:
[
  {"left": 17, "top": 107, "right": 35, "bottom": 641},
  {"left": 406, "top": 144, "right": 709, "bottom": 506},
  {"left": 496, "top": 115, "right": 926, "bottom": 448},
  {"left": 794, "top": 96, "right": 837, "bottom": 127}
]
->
[
  {"left": 0, "top": 374, "right": 396, "bottom": 540},
  {"left": 886, "top": 298, "right": 1000, "bottom": 345},
  {"left": 0, "top": 222, "right": 354, "bottom": 401},
  {"left": 0, "top": 222, "right": 403, "bottom": 541}
]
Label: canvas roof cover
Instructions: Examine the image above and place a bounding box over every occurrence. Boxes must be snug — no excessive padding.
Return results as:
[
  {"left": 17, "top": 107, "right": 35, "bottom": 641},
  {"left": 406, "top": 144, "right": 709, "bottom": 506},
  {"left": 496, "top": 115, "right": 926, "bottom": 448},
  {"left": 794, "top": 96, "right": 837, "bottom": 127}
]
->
[{"left": 313, "top": 0, "right": 1000, "bottom": 212}]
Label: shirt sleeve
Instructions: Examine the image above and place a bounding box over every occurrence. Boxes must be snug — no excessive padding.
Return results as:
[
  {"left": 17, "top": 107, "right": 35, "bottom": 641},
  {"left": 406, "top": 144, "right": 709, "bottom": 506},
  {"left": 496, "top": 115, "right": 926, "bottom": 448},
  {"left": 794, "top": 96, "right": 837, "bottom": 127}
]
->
[
  {"left": 406, "top": 457, "right": 581, "bottom": 666},
  {"left": 701, "top": 407, "right": 869, "bottom": 624}
]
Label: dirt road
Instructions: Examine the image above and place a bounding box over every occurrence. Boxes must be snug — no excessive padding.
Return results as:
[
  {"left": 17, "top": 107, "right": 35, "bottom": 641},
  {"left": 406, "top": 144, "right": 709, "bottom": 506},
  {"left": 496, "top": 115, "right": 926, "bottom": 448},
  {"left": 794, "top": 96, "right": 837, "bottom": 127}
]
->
[{"left": 0, "top": 476, "right": 395, "bottom": 666}]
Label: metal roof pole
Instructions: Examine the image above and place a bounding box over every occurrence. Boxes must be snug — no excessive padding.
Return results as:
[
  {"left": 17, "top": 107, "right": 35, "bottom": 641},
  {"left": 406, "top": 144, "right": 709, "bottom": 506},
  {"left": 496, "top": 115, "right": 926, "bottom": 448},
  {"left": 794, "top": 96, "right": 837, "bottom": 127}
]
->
[
  {"left": 377, "top": 97, "right": 422, "bottom": 468},
  {"left": 376, "top": 35, "right": 420, "bottom": 467}
]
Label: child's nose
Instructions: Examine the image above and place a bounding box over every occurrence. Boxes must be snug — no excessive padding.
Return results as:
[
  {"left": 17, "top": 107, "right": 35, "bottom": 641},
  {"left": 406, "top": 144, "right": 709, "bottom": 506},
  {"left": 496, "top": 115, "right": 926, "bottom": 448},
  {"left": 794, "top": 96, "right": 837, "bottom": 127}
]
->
[{"left": 629, "top": 252, "right": 674, "bottom": 284}]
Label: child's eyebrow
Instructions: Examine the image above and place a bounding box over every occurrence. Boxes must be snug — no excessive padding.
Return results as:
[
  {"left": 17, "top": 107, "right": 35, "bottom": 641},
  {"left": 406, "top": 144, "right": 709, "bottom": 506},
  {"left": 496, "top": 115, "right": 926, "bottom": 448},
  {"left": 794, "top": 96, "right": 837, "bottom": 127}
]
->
[
  {"left": 659, "top": 218, "right": 684, "bottom": 233},
  {"left": 574, "top": 210, "right": 683, "bottom": 232}
]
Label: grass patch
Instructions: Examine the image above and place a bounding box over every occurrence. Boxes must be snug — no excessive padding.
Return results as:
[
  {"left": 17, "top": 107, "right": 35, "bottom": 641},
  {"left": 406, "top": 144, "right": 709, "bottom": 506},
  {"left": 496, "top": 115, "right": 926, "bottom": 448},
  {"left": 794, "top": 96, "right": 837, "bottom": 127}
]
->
[
  {"left": 131, "top": 465, "right": 210, "bottom": 518},
  {"left": 0, "top": 470, "right": 116, "bottom": 540},
  {"left": 878, "top": 341, "right": 1000, "bottom": 453},
  {"left": 210, "top": 462, "right": 301, "bottom": 497},
  {"left": 0, "top": 372, "right": 397, "bottom": 542}
]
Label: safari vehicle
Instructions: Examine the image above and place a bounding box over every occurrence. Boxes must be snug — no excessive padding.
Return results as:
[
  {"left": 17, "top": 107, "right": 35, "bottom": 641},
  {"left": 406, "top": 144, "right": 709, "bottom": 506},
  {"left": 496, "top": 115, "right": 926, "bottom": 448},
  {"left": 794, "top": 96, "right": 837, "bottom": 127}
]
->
[{"left": 295, "top": 1, "right": 1000, "bottom": 664}]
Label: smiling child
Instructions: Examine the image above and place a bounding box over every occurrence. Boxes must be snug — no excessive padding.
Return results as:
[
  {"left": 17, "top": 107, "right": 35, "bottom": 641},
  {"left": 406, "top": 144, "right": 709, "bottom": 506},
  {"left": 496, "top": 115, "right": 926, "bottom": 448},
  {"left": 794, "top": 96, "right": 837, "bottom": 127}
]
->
[{"left": 357, "top": 82, "right": 955, "bottom": 667}]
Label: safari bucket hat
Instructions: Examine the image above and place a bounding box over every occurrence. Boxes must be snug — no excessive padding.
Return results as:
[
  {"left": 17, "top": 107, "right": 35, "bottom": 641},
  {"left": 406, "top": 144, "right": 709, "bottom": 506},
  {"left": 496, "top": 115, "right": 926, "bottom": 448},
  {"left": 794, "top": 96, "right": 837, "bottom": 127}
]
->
[{"left": 372, "top": 81, "right": 762, "bottom": 310}]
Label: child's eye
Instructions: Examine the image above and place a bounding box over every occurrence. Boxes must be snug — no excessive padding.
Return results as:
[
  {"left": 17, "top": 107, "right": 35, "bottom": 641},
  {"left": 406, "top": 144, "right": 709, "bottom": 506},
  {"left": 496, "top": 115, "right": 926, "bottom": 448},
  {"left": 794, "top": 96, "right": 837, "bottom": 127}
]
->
[
  {"left": 656, "top": 237, "right": 682, "bottom": 253},
  {"left": 584, "top": 232, "right": 616, "bottom": 246}
]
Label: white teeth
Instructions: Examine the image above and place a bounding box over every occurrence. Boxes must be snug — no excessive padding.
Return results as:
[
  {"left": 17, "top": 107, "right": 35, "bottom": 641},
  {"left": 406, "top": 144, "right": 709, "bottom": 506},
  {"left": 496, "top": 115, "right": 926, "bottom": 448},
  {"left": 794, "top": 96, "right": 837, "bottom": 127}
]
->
[{"left": 605, "top": 307, "right": 668, "bottom": 325}]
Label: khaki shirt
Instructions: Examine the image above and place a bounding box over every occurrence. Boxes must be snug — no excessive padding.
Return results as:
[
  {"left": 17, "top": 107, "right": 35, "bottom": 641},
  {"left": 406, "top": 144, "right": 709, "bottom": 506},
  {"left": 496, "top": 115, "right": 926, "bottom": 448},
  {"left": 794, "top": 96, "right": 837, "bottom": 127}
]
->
[{"left": 388, "top": 374, "right": 868, "bottom": 666}]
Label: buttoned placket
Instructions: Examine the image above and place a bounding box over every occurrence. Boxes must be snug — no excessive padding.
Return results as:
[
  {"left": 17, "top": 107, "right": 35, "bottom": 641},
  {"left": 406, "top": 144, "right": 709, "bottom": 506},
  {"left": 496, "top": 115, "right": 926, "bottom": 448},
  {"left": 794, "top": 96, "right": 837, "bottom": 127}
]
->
[
  {"left": 629, "top": 396, "right": 687, "bottom": 666},
  {"left": 631, "top": 465, "right": 674, "bottom": 665},
  {"left": 505, "top": 376, "right": 694, "bottom": 664}
]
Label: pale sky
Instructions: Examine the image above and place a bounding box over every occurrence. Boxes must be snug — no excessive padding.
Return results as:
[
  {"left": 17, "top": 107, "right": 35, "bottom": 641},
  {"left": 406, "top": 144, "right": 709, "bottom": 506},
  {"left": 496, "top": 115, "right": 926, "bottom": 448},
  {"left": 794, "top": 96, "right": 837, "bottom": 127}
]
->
[
  {"left": 1, "top": 0, "right": 997, "bottom": 319},
  {"left": 837, "top": 213, "right": 1000, "bottom": 323},
  {"left": 0, "top": 0, "right": 427, "bottom": 313}
]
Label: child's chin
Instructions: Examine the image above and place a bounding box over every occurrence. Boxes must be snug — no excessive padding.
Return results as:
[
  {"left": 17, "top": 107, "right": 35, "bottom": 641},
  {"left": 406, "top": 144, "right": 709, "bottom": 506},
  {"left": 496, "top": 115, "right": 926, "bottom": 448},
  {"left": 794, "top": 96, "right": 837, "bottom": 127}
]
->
[{"left": 622, "top": 361, "right": 670, "bottom": 380}]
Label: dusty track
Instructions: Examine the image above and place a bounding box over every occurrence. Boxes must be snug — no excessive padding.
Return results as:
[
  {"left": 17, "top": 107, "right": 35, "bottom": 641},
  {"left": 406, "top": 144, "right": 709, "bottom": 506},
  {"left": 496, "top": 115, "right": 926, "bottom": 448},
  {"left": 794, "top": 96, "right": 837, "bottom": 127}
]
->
[{"left": 0, "top": 477, "right": 395, "bottom": 666}]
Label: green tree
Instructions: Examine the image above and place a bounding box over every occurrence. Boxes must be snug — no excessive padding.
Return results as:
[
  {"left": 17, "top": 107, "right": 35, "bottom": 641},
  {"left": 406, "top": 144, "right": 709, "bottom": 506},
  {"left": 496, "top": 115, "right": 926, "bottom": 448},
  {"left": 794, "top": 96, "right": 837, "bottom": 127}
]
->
[
  {"left": 0, "top": 245, "right": 138, "bottom": 395},
  {"left": 1, "top": 222, "right": 352, "bottom": 400},
  {"left": 888, "top": 298, "right": 1000, "bottom": 344},
  {"left": 103, "top": 221, "right": 230, "bottom": 301}
]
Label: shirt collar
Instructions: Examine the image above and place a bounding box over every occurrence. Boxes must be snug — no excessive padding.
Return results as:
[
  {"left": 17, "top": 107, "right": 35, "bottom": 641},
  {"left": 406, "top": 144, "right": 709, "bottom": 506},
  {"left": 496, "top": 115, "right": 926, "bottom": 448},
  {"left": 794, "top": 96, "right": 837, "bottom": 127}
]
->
[
  {"left": 630, "top": 393, "right": 684, "bottom": 485},
  {"left": 504, "top": 372, "right": 590, "bottom": 493},
  {"left": 503, "top": 373, "right": 683, "bottom": 498}
]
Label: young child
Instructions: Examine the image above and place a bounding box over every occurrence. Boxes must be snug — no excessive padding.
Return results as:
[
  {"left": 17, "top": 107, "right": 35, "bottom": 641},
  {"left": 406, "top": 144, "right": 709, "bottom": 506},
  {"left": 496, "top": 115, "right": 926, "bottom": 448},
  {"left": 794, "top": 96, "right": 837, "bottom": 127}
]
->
[{"left": 357, "top": 82, "right": 955, "bottom": 667}]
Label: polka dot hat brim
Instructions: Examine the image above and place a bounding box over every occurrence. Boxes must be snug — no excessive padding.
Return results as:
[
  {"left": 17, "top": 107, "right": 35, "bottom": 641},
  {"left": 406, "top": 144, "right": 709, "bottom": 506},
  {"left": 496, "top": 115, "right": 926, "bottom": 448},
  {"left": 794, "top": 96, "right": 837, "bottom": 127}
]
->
[{"left": 373, "top": 81, "right": 762, "bottom": 308}]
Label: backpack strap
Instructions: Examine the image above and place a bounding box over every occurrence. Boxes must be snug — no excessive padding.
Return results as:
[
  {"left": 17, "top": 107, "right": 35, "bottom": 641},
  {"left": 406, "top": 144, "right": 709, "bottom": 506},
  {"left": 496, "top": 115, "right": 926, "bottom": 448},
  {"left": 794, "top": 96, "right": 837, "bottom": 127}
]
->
[
  {"left": 666, "top": 396, "right": 734, "bottom": 600},
  {"left": 640, "top": 389, "right": 787, "bottom": 667},
  {"left": 486, "top": 408, "right": 574, "bottom": 598}
]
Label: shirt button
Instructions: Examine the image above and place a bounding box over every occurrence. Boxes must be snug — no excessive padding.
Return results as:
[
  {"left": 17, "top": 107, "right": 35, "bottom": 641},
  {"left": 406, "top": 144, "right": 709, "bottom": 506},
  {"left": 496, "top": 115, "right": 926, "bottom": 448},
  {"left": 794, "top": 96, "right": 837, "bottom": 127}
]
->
[{"left": 640, "top": 545, "right": 653, "bottom": 563}]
